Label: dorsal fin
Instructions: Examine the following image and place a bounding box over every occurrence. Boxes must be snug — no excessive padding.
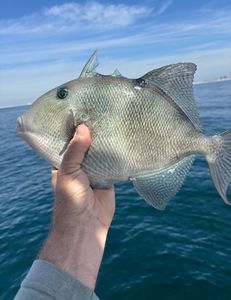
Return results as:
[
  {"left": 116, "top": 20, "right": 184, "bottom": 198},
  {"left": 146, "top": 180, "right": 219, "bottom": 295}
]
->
[
  {"left": 142, "top": 63, "right": 201, "bottom": 131},
  {"left": 79, "top": 50, "right": 100, "bottom": 78},
  {"left": 112, "top": 68, "right": 122, "bottom": 77}
]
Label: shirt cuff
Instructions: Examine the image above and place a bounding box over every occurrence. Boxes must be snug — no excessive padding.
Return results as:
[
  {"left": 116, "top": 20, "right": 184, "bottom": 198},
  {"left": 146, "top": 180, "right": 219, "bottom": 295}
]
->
[{"left": 14, "top": 259, "right": 99, "bottom": 300}]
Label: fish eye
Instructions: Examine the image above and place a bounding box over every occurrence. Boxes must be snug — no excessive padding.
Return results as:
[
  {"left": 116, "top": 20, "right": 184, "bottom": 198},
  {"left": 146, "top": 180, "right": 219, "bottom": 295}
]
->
[{"left": 57, "top": 87, "right": 69, "bottom": 99}]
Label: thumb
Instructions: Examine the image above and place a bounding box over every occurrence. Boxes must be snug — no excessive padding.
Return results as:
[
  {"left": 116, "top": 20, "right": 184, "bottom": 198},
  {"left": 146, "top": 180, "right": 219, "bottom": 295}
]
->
[{"left": 60, "top": 124, "right": 91, "bottom": 175}]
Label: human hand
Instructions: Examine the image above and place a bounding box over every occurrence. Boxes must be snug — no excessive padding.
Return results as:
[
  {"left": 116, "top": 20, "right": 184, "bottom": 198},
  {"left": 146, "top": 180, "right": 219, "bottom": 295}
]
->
[
  {"left": 39, "top": 124, "right": 115, "bottom": 289},
  {"left": 51, "top": 124, "right": 115, "bottom": 230}
]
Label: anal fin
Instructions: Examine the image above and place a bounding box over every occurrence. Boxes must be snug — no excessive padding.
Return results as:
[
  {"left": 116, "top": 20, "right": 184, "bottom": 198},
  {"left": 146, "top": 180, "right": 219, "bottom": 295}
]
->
[{"left": 132, "top": 155, "right": 195, "bottom": 210}]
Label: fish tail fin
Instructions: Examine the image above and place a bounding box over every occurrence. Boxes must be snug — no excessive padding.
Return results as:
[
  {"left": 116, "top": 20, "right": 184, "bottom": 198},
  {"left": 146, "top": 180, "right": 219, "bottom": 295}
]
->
[{"left": 206, "top": 130, "right": 231, "bottom": 204}]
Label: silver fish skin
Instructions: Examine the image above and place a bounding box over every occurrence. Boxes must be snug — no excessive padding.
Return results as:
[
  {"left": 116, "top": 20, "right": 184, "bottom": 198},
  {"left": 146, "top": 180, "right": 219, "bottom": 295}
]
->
[{"left": 17, "top": 51, "right": 231, "bottom": 210}]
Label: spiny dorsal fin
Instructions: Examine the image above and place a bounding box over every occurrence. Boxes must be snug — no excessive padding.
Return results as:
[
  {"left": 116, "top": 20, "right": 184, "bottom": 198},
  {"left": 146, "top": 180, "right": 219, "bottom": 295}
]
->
[
  {"left": 79, "top": 50, "right": 100, "bottom": 78},
  {"left": 112, "top": 68, "right": 122, "bottom": 77},
  {"left": 142, "top": 63, "right": 201, "bottom": 131}
]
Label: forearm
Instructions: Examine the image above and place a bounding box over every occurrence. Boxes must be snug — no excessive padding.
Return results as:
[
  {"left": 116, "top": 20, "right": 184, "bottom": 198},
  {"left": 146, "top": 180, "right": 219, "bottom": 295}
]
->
[
  {"left": 14, "top": 211, "right": 109, "bottom": 300},
  {"left": 39, "top": 213, "right": 109, "bottom": 290}
]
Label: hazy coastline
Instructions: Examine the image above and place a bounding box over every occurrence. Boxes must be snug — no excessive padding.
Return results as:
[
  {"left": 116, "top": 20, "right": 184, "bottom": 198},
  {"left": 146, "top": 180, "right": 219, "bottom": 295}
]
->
[{"left": 194, "top": 77, "right": 231, "bottom": 85}]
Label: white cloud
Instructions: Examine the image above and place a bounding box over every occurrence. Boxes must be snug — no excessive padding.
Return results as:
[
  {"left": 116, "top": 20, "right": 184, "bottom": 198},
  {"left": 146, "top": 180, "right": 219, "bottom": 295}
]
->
[
  {"left": 0, "top": 1, "right": 150, "bottom": 35},
  {"left": 1, "top": 4, "right": 231, "bottom": 68},
  {"left": 1, "top": 1, "right": 230, "bottom": 38},
  {"left": 158, "top": 0, "right": 173, "bottom": 15},
  {"left": 45, "top": 2, "right": 150, "bottom": 27}
]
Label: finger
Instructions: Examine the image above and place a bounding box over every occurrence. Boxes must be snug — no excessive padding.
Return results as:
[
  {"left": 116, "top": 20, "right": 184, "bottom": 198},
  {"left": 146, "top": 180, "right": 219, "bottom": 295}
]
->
[{"left": 60, "top": 124, "right": 91, "bottom": 175}]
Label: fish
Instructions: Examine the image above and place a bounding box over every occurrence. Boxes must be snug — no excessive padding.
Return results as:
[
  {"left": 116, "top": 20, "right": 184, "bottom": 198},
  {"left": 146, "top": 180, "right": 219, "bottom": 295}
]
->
[{"left": 17, "top": 50, "right": 231, "bottom": 210}]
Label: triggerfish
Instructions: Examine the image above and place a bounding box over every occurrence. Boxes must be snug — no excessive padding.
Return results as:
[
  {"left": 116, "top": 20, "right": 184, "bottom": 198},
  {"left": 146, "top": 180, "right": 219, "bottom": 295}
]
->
[{"left": 17, "top": 51, "right": 231, "bottom": 210}]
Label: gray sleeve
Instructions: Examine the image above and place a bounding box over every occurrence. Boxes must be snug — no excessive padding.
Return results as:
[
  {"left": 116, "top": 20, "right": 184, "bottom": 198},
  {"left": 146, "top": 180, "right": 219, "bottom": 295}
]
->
[{"left": 14, "top": 259, "right": 99, "bottom": 300}]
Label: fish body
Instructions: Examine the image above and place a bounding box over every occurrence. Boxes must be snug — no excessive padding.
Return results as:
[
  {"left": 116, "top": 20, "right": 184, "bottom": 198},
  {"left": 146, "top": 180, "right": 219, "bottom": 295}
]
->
[{"left": 17, "top": 51, "right": 231, "bottom": 209}]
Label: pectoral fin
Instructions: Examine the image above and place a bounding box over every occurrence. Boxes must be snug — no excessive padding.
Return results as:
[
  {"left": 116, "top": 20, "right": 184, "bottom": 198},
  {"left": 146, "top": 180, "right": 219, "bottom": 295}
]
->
[{"left": 132, "top": 155, "right": 195, "bottom": 210}]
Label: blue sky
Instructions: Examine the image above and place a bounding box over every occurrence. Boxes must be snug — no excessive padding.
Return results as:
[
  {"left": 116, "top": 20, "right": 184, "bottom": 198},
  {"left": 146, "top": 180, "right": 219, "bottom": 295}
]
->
[{"left": 0, "top": 0, "right": 231, "bottom": 106}]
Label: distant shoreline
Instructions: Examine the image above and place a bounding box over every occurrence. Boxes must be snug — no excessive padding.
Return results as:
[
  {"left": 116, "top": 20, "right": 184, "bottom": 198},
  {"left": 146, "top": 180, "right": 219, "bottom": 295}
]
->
[
  {"left": 194, "top": 78, "right": 231, "bottom": 85},
  {"left": 0, "top": 103, "right": 30, "bottom": 110}
]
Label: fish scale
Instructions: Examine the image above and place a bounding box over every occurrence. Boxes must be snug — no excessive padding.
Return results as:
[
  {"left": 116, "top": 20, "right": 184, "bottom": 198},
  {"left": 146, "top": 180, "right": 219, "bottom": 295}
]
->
[
  {"left": 73, "top": 76, "right": 197, "bottom": 186},
  {"left": 17, "top": 51, "right": 231, "bottom": 209}
]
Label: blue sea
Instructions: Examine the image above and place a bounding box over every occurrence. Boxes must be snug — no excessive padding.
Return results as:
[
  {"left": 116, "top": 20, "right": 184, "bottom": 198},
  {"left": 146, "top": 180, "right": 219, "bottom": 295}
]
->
[{"left": 0, "top": 80, "right": 231, "bottom": 300}]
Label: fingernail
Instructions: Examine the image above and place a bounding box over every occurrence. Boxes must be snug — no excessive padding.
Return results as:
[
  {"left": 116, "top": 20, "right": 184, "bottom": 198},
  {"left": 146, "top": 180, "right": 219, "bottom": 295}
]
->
[{"left": 77, "top": 124, "right": 85, "bottom": 136}]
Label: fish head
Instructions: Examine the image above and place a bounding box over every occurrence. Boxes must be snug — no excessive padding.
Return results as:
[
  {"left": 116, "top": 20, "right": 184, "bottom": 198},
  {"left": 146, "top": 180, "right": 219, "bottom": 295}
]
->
[{"left": 17, "top": 80, "right": 80, "bottom": 168}]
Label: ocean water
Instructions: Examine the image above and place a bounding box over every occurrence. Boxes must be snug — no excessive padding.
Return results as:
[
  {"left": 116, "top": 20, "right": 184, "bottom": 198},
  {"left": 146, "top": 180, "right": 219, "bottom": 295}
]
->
[{"left": 0, "top": 80, "right": 231, "bottom": 300}]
